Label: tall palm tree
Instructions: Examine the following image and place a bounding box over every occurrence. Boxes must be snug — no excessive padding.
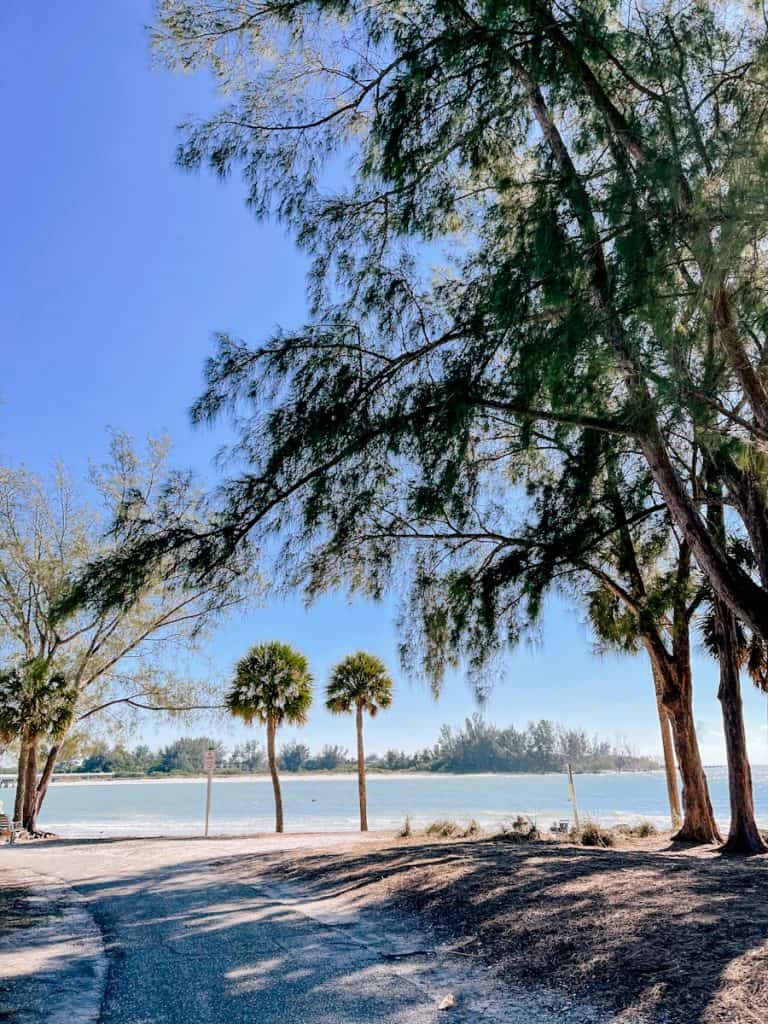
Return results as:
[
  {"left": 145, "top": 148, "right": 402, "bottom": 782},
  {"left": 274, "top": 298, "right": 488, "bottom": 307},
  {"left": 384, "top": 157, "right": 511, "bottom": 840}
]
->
[
  {"left": 226, "top": 641, "right": 312, "bottom": 833},
  {"left": 325, "top": 652, "right": 393, "bottom": 832}
]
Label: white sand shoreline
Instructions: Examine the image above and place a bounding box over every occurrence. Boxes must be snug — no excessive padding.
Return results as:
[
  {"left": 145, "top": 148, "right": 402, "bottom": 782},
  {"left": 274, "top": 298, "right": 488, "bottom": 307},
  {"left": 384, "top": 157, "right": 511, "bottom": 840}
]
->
[{"left": 0, "top": 767, "right": 670, "bottom": 787}]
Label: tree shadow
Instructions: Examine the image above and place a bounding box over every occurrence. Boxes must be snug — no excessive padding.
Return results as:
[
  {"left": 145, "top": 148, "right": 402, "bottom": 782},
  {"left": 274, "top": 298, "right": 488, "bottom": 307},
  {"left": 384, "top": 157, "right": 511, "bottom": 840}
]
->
[
  {"left": 2, "top": 844, "right": 491, "bottom": 1024},
  {"left": 6, "top": 835, "right": 768, "bottom": 1023},
  {"left": 239, "top": 836, "right": 768, "bottom": 1024}
]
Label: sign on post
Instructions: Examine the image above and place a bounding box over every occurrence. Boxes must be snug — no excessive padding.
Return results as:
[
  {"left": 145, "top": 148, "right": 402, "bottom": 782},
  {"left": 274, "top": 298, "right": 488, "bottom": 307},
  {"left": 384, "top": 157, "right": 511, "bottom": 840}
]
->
[
  {"left": 566, "top": 762, "right": 580, "bottom": 832},
  {"left": 203, "top": 747, "right": 215, "bottom": 837}
]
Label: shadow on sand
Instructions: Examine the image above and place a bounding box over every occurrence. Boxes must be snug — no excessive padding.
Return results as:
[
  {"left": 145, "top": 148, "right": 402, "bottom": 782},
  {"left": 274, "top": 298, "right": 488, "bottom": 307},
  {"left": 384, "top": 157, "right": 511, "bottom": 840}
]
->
[
  {"left": 233, "top": 835, "right": 768, "bottom": 1024},
  {"left": 5, "top": 834, "right": 768, "bottom": 1023}
]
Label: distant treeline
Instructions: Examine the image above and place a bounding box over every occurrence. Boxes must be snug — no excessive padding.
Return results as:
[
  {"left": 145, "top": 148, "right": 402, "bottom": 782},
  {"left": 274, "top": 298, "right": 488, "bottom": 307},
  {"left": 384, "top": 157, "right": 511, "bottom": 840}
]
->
[{"left": 56, "top": 715, "right": 659, "bottom": 776}]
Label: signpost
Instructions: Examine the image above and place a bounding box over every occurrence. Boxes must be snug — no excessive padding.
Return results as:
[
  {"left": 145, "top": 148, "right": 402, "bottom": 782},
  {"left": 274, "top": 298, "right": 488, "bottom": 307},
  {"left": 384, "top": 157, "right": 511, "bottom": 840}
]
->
[
  {"left": 203, "top": 747, "right": 215, "bottom": 837},
  {"left": 566, "top": 762, "right": 580, "bottom": 832}
]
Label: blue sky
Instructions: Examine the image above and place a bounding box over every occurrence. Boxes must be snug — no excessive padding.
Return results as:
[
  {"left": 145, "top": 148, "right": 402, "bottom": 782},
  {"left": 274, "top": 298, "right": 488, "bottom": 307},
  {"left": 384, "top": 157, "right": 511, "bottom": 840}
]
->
[{"left": 1, "top": 1, "right": 766, "bottom": 764}]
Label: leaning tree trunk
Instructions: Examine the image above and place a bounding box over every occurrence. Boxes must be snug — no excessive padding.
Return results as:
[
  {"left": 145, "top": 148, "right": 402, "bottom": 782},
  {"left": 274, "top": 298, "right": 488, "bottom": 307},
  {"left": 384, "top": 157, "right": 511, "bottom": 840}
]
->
[
  {"left": 650, "top": 659, "right": 683, "bottom": 831},
  {"left": 13, "top": 741, "right": 29, "bottom": 825},
  {"left": 266, "top": 717, "right": 284, "bottom": 834},
  {"left": 356, "top": 702, "right": 368, "bottom": 832},
  {"left": 714, "top": 598, "right": 767, "bottom": 854},
  {"left": 35, "top": 740, "right": 63, "bottom": 818},
  {"left": 648, "top": 646, "right": 720, "bottom": 844},
  {"left": 22, "top": 739, "right": 39, "bottom": 833}
]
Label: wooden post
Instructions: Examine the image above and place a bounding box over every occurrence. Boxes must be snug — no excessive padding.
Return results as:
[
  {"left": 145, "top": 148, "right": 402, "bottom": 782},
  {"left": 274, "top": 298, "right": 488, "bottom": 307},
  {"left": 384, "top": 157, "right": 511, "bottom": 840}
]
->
[
  {"left": 203, "top": 747, "right": 215, "bottom": 837},
  {"left": 567, "top": 763, "right": 580, "bottom": 832}
]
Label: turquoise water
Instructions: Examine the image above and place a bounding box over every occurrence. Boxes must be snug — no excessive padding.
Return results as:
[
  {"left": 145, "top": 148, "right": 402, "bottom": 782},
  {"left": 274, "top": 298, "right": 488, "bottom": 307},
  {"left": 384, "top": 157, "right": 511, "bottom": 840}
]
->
[{"left": 2, "top": 766, "right": 767, "bottom": 837}]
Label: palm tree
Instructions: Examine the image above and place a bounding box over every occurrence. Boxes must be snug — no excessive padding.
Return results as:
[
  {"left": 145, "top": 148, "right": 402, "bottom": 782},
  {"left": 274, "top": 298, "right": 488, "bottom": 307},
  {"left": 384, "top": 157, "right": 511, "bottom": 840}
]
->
[
  {"left": 0, "top": 659, "right": 76, "bottom": 833},
  {"left": 226, "top": 641, "right": 312, "bottom": 833},
  {"left": 325, "top": 652, "right": 393, "bottom": 831}
]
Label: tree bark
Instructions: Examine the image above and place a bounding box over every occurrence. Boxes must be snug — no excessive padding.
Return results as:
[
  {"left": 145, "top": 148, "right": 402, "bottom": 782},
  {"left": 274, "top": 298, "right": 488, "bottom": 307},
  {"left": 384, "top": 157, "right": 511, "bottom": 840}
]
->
[
  {"left": 647, "top": 645, "right": 720, "bottom": 843},
  {"left": 650, "top": 660, "right": 682, "bottom": 831},
  {"left": 22, "top": 739, "right": 38, "bottom": 833},
  {"left": 266, "top": 718, "right": 284, "bottom": 834},
  {"left": 668, "top": 695, "right": 720, "bottom": 844},
  {"left": 35, "top": 740, "right": 62, "bottom": 818},
  {"left": 713, "top": 598, "right": 768, "bottom": 854},
  {"left": 13, "top": 741, "right": 28, "bottom": 825},
  {"left": 356, "top": 702, "right": 368, "bottom": 832}
]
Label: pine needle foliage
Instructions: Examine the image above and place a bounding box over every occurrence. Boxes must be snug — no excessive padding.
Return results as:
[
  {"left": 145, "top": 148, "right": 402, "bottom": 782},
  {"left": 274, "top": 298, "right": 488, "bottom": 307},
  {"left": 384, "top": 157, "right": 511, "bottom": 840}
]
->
[{"left": 77, "top": 3, "right": 768, "bottom": 668}]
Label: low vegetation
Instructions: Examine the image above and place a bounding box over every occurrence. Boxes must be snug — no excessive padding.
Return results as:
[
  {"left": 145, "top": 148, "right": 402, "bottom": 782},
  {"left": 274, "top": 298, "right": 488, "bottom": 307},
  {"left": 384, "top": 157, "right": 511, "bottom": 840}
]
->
[
  {"left": 499, "top": 816, "right": 541, "bottom": 842},
  {"left": 573, "top": 820, "right": 616, "bottom": 848},
  {"left": 426, "top": 818, "right": 485, "bottom": 838},
  {"left": 617, "top": 820, "right": 659, "bottom": 839}
]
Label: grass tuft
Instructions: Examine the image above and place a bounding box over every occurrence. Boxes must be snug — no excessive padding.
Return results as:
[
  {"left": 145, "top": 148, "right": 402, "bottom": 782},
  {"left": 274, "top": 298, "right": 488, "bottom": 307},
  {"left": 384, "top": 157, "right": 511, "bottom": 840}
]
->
[
  {"left": 498, "top": 815, "right": 540, "bottom": 842},
  {"left": 426, "top": 818, "right": 461, "bottom": 837},
  {"left": 616, "top": 819, "right": 658, "bottom": 838},
  {"left": 572, "top": 820, "right": 615, "bottom": 847}
]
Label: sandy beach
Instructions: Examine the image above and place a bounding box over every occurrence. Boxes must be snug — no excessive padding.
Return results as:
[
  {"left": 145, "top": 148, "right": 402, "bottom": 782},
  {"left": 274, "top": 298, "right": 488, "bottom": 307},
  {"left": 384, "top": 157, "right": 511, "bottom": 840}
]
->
[{"left": 3, "top": 829, "right": 767, "bottom": 1023}]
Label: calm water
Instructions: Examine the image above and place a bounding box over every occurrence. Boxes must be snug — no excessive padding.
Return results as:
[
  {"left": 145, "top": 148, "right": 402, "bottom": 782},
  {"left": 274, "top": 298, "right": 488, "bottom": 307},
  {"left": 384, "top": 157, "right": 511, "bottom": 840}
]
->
[{"left": 2, "top": 767, "right": 768, "bottom": 837}]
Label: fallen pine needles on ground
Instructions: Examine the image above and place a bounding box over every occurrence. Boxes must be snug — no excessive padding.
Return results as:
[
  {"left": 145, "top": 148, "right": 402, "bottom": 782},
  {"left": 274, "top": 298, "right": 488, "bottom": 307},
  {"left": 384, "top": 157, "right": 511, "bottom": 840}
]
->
[{"left": 236, "top": 832, "right": 768, "bottom": 1024}]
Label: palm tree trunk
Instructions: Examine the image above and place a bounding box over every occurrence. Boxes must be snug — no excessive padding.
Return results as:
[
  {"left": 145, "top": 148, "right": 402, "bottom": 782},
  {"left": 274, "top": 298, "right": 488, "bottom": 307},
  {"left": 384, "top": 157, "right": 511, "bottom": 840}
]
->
[
  {"left": 22, "top": 739, "right": 38, "bottom": 833},
  {"left": 35, "top": 740, "right": 62, "bottom": 818},
  {"left": 714, "top": 597, "right": 767, "bottom": 854},
  {"left": 356, "top": 702, "right": 368, "bottom": 832},
  {"left": 267, "top": 717, "right": 284, "bottom": 834},
  {"left": 650, "top": 660, "right": 682, "bottom": 831},
  {"left": 13, "top": 741, "right": 28, "bottom": 825}
]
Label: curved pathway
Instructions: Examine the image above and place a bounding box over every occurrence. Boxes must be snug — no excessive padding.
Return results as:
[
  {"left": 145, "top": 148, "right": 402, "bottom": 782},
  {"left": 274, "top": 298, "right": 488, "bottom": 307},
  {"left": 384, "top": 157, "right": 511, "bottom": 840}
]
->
[{"left": 1, "top": 835, "right": 609, "bottom": 1024}]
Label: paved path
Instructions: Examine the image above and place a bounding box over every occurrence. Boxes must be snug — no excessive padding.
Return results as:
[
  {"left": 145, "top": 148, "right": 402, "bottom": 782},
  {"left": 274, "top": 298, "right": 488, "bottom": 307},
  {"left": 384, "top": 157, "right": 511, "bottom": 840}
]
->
[
  {"left": 0, "top": 867, "right": 105, "bottom": 1024},
  {"left": 1, "top": 835, "right": 609, "bottom": 1024}
]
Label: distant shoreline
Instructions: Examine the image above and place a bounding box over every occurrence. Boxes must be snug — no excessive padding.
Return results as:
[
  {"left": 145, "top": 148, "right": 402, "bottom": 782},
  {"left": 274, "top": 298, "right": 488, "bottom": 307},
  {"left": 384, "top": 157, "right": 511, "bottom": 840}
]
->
[{"left": 0, "top": 767, "right": 673, "bottom": 787}]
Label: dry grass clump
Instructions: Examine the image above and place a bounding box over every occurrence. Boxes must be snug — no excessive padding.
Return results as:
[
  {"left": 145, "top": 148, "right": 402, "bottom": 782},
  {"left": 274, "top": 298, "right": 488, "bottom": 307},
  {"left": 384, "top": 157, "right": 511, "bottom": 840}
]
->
[
  {"left": 498, "top": 815, "right": 540, "bottom": 842},
  {"left": 425, "top": 818, "right": 484, "bottom": 838},
  {"left": 426, "top": 818, "right": 462, "bottom": 837},
  {"left": 616, "top": 820, "right": 658, "bottom": 838},
  {"left": 572, "top": 820, "right": 615, "bottom": 847},
  {"left": 397, "top": 815, "right": 412, "bottom": 838}
]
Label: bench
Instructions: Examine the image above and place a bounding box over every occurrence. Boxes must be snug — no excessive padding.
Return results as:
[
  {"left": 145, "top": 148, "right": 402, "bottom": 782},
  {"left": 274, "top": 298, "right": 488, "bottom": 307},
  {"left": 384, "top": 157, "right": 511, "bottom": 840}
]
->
[{"left": 0, "top": 814, "right": 23, "bottom": 843}]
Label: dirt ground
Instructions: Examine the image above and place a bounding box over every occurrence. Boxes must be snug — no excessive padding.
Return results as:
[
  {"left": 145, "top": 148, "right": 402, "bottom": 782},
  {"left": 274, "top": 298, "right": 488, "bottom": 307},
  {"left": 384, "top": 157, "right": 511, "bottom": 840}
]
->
[{"left": 229, "top": 830, "right": 768, "bottom": 1024}]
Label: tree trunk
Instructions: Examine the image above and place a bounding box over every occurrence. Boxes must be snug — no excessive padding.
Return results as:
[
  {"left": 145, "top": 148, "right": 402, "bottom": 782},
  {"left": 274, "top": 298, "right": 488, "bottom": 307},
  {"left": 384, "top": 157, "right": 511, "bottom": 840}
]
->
[
  {"left": 356, "top": 702, "right": 368, "bottom": 832},
  {"left": 22, "top": 739, "right": 39, "bottom": 833},
  {"left": 13, "top": 741, "right": 28, "bottom": 825},
  {"left": 650, "top": 660, "right": 682, "bottom": 831},
  {"left": 714, "top": 598, "right": 767, "bottom": 854},
  {"left": 35, "top": 741, "right": 62, "bottom": 818},
  {"left": 668, "top": 699, "right": 720, "bottom": 844},
  {"left": 266, "top": 718, "right": 284, "bottom": 834},
  {"left": 648, "top": 646, "right": 720, "bottom": 843}
]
